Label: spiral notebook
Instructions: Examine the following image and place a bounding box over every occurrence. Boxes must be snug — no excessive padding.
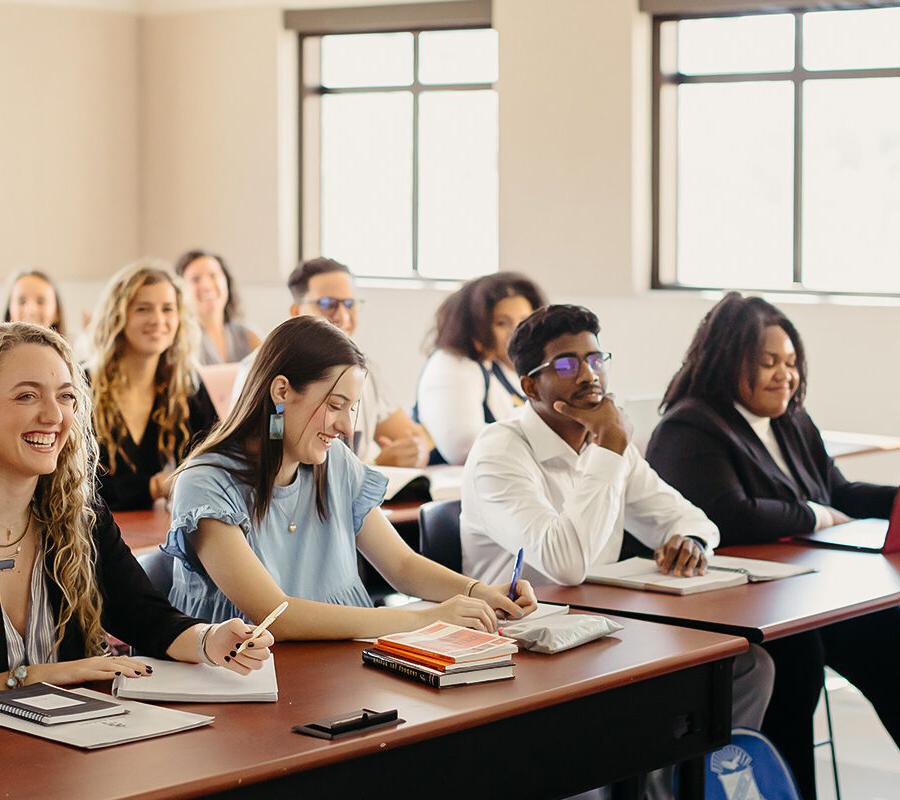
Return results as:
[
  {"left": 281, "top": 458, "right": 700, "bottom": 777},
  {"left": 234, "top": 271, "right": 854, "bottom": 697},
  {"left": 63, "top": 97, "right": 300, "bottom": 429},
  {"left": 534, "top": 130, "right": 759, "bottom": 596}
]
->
[{"left": 0, "top": 683, "right": 126, "bottom": 726}]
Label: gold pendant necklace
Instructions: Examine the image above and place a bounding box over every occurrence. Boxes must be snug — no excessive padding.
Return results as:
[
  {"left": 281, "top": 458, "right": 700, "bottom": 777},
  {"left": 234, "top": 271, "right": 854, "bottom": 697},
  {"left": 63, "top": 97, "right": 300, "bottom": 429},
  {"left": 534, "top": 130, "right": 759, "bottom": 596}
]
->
[{"left": 0, "top": 506, "right": 33, "bottom": 567}]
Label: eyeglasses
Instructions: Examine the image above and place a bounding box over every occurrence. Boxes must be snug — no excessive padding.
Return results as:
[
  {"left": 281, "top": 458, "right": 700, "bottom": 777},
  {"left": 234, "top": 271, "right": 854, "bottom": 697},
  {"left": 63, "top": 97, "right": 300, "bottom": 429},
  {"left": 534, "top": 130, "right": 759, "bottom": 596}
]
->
[
  {"left": 526, "top": 351, "right": 612, "bottom": 379},
  {"left": 304, "top": 297, "right": 362, "bottom": 316}
]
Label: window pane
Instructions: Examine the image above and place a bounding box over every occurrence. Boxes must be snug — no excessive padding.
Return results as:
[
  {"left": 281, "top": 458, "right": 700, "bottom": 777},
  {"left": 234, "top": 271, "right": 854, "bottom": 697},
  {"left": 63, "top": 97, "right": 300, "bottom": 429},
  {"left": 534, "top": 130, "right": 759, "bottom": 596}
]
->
[
  {"left": 418, "top": 90, "right": 498, "bottom": 279},
  {"left": 677, "top": 15, "right": 794, "bottom": 75},
  {"left": 321, "top": 33, "right": 413, "bottom": 88},
  {"left": 676, "top": 82, "right": 794, "bottom": 289},
  {"left": 802, "top": 79, "right": 900, "bottom": 293},
  {"left": 804, "top": 8, "right": 900, "bottom": 71},
  {"left": 418, "top": 29, "right": 498, "bottom": 85},
  {"left": 320, "top": 93, "right": 413, "bottom": 276}
]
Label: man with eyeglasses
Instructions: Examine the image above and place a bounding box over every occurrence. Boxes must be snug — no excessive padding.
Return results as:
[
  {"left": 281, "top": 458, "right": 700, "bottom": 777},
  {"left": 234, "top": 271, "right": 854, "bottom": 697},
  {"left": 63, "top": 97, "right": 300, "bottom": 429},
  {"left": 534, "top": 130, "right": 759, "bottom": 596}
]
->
[
  {"left": 459, "top": 305, "right": 774, "bottom": 765},
  {"left": 230, "top": 257, "right": 429, "bottom": 467}
]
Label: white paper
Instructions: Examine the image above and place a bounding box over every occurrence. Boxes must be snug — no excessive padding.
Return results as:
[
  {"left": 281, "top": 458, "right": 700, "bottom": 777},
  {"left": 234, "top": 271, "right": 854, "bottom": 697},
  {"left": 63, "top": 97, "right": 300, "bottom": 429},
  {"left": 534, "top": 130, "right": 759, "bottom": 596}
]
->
[{"left": 18, "top": 694, "right": 84, "bottom": 711}]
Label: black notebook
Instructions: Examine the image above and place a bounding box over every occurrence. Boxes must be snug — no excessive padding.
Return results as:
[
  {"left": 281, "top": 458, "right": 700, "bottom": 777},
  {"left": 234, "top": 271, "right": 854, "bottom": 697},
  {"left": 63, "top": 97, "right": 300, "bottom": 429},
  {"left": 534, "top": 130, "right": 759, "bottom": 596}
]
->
[{"left": 0, "top": 682, "right": 127, "bottom": 726}]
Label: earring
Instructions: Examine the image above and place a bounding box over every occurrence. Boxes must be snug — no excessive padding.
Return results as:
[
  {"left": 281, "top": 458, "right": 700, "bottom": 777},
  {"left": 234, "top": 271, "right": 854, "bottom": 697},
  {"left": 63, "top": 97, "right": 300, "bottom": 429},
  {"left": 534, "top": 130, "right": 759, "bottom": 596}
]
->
[{"left": 269, "top": 402, "right": 285, "bottom": 440}]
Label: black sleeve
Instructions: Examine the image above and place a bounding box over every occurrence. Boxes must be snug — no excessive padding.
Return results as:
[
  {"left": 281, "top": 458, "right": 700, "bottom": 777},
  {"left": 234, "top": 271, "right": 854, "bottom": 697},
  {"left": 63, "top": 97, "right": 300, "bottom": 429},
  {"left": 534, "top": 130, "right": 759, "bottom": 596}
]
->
[
  {"left": 184, "top": 380, "right": 218, "bottom": 461},
  {"left": 96, "top": 444, "right": 154, "bottom": 511},
  {"left": 646, "top": 420, "right": 816, "bottom": 546},
  {"left": 93, "top": 502, "right": 203, "bottom": 657},
  {"left": 798, "top": 415, "right": 898, "bottom": 519}
]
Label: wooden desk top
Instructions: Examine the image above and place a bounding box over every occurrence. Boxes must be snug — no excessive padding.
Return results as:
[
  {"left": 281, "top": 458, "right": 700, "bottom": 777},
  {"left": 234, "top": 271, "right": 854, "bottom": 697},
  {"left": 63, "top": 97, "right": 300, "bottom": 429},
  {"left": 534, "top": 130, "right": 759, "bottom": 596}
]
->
[
  {"left": 113, "top": 501, "right": 424, "bottom": 553},
  {"left": 538, "top": 543, "right": 900, "bottom": 643},
  {"left": 823, "top": 430, "right": 900, "bottom": 459},
  {"left": 11, "top": 615, "right": 745, "bottom": 800}
]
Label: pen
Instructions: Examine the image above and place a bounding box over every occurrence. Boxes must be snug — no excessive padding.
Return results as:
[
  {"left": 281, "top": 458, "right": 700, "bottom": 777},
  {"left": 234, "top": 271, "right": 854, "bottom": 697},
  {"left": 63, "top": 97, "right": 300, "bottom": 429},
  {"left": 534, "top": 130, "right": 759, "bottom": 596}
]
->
[
  {"left": 507, "top": 547, "right": 524, "bottom": 601},
  {"left": 235, "top": 600, "right": 288, "bottom": 655}
]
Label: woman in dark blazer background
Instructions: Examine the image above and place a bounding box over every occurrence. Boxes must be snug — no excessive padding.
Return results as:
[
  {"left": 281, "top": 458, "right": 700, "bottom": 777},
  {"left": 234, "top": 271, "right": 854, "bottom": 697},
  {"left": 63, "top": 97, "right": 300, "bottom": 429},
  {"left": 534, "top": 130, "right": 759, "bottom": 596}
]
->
[{"left": 646, "top": 292, "right": 899, "bottom": 800}]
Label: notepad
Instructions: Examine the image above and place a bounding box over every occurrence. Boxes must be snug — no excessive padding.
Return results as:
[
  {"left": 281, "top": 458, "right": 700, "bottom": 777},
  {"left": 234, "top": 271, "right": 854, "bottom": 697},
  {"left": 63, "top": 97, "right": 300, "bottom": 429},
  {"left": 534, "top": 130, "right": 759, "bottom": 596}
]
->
[
  {"left": 586, "top": 556, "right": 814, "bottom": 595},
  {"left": 372, "top": 465, "right": 464, "bottom": 502},
  {"left": 112, "top": 655, "right": 277, "bottom": 703},
  {"left": 0, "top": 689, "right": 213, "bottom": 749},
  {"left": 0, "top": 683, "right": 126, "bottom": 726}
]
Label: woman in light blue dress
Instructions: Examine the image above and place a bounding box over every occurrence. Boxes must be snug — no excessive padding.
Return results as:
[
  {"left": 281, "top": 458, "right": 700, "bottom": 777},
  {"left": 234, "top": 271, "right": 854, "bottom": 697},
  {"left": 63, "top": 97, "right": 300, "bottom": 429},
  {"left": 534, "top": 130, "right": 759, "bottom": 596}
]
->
[{"left": 164, "top": 316, "right": 536, "bottom": 640}]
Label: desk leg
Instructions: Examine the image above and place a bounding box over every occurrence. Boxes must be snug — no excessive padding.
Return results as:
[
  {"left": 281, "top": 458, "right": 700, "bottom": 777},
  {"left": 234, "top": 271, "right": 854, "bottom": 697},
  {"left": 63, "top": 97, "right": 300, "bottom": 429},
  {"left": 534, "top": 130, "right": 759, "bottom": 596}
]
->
[{"left": 678, "top": 755, "right": 706, "bottom": 799}]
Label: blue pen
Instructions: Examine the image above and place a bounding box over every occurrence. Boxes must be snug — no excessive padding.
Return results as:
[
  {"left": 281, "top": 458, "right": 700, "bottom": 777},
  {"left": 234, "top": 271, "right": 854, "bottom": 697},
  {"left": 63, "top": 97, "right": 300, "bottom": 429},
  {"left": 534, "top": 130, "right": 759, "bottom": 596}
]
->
[{"left": 507, "top": 547, "right": 524, "bottom": 600}]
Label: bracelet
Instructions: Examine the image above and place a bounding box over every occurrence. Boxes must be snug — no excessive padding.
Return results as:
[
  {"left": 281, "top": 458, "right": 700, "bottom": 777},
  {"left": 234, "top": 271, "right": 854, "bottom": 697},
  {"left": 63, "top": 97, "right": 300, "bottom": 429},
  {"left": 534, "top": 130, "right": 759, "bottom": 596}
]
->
[
  {"left": 464, "top": 579, "right": 480, "bottom": 597},
  {"left": 197, "top": 624, "right": 218, "bottom": 666}
]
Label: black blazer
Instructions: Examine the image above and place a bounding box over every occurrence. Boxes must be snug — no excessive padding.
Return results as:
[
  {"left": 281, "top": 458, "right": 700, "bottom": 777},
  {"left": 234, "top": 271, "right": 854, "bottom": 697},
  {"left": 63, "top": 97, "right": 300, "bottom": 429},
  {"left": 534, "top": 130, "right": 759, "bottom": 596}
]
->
[
  {"left": 0, "top": 503, "right": 201, "bottom": 673},
  {"left": 645, "top": 398, "right": 897, "bottom": 546},
  {"left": 96, "top": 380, "right": 217, "bottom": 511}
]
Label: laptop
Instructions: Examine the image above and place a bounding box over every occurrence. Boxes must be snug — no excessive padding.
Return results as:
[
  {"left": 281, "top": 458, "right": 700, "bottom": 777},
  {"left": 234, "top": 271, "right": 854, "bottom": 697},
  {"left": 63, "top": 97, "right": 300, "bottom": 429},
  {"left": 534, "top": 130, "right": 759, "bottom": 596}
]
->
[{"left": 795, "top": 489, "right": 900, "bottom": 554}]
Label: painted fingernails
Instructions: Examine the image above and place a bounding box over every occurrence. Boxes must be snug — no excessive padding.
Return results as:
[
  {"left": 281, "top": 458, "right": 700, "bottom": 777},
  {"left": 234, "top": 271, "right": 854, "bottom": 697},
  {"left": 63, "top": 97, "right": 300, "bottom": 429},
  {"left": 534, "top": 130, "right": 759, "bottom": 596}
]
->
[
  {"left": 224, "top": 656, "right": 231, "bottom": 662},
  {"left": 248, "top": 641, "right": 255, "bottom": 648},
  {"left": 229, "top": 650, "right": 237, "bottom": 658},
  {"left": 146, "top": 666, "right": 153, "bottom": 674},
  {"left": 115, "top": 671, "right": 122, "bottom": 676}
]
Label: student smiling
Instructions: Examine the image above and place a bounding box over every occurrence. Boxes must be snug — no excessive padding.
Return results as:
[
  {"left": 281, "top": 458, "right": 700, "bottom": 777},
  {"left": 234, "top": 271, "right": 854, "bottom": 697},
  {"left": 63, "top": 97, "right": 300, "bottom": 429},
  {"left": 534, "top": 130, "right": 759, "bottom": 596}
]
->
[
  {"left": 0, "top": 323, "right": 271, "bottom": 691},
  {"left": 165, "top": 316, "right": 536, "bottom": 640}
]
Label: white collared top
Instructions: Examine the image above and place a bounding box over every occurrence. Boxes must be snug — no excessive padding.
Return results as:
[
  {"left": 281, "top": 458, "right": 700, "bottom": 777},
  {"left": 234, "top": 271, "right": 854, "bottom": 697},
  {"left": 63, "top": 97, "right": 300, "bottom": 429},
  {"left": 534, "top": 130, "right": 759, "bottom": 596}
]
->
[
  {"left": 734, "top": 403, "right": 832, "bottom": 531},
  {"left": 460, "top": 403, "right": 720, "bottom": 587}
]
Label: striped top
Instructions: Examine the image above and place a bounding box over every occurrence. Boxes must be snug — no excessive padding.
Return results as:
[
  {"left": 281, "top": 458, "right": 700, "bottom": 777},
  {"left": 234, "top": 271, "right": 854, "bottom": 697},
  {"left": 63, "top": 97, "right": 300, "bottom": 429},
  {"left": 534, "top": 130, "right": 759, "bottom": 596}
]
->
[{"left": 1, "top": 544, "right": 57, "bottom": 671}]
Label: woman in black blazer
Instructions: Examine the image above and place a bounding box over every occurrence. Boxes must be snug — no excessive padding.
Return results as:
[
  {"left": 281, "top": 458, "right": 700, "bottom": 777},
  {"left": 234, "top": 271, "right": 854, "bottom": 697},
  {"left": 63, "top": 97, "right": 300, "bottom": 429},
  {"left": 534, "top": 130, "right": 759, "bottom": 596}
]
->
[
  {"left": 646, "top": 293, "right": 899, "bottom": 800},
  {"left": 0, "top": 323, "right": 270, "bottom": 690}
]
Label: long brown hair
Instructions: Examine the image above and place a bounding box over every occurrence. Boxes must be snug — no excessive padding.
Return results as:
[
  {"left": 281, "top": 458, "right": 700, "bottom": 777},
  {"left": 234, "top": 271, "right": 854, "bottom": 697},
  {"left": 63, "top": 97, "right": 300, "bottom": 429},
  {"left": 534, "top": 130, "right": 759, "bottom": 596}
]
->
[
  {"left": 174, "top": 249, "right": 242, "bottom": 323},
  {"left": 0, "top": 323, "right": 104, "bottom": 654},
  {"left": 661, "top": 292, "right": 808, "bottom": 415},
  {"left": 4, "top": 269, "right": 67, "bottom": 338},
  {"left": 89, "top": 260, "right": 200, "bottom": 473},
  {"left": 180, "top": 316, "right": 366, "bottom": 523}
]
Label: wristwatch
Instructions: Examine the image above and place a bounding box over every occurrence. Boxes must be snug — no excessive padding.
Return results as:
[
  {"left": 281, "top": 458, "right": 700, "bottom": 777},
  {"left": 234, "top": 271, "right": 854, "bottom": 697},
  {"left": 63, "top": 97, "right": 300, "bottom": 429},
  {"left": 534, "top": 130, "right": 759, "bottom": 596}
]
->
[{"left": 5, "top": 664, "right": 27, "bottom": 689}]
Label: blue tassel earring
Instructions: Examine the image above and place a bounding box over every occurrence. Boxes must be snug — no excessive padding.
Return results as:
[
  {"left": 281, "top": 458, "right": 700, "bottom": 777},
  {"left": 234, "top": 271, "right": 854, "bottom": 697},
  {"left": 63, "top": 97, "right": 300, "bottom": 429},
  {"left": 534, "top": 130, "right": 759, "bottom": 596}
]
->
[{"left": 269, "top": 402, "right": 285, "bottom": 440}]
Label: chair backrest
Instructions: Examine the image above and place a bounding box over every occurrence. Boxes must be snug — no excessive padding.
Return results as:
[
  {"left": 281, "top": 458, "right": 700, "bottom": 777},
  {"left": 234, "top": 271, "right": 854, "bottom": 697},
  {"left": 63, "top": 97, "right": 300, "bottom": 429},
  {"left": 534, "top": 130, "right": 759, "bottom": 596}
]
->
[
  {"left": 705, "top": 729, "right": 801, "bottom": 800},
  {"left": 198, "top": 362, "right": 240, "bottom": 418},
  {"left": 136, "top": 549, "right": 175, "bottom": 598},
  {"left": 418, "top": 499, "right": 462, "bottom": 572}
]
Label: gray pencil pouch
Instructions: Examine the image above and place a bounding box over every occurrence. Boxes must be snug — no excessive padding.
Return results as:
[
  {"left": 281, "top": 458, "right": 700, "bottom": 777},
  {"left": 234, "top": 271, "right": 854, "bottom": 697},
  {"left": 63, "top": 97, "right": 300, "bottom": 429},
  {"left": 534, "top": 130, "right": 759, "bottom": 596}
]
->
[{"left": 500, "top": 614, "right": 624, "bottom": 654}]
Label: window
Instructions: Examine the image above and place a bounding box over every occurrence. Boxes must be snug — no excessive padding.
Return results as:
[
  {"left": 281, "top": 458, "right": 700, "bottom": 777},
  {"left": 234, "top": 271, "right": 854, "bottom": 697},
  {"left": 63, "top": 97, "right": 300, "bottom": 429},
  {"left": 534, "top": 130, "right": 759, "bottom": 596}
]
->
[
  {"left": 653, "top": 7, "right": 900, "bottom": 295},
  {"left": 301, "top": 28, "right": 499, "bottom": 280}
]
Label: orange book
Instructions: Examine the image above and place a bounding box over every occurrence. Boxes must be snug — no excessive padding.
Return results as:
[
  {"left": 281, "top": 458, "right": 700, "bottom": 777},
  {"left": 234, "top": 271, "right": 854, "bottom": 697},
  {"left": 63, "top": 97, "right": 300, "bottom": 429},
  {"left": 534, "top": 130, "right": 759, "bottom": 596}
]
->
[{"left": 375, "top": 622, "right": 517, "bottom": 665}]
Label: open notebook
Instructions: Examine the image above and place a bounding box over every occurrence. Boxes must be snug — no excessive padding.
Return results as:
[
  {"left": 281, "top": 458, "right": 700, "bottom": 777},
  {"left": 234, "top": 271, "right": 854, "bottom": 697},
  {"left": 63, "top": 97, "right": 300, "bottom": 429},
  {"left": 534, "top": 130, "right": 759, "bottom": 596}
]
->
[
  {"left": 112, "top": 655, "right": 277, "bottom": 703},
  {"left": 373, "top": 465, "right": 464, "bottom": 502},
  {"left": 586, "top": 556, "right": 814, "bottom": 595}
]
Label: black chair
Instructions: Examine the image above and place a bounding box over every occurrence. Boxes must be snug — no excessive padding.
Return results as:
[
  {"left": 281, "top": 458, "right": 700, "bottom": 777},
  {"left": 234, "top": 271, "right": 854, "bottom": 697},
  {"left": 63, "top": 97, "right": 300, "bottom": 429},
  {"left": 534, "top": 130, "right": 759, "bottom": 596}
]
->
[
  {"left": 418, "top": 499, "right": 462, "bottom": 572},
  {"left": 136, "top": 549, "right": 175, "bottom": 598}
]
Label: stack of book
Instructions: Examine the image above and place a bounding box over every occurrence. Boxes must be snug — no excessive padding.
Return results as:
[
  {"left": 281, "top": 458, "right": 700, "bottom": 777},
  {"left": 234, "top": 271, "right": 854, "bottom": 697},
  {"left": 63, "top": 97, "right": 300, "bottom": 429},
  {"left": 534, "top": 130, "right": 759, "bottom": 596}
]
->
[{"left": 362, "top": 621, "right": 517, "bottom": 688}]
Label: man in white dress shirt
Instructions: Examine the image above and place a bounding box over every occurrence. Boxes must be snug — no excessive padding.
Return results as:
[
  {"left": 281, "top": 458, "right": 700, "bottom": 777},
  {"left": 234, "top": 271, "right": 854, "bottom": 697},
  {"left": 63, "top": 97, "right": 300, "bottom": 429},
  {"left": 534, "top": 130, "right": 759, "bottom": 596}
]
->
[{"left": 461, "top": 305, "right": 773, "bottom": 745}]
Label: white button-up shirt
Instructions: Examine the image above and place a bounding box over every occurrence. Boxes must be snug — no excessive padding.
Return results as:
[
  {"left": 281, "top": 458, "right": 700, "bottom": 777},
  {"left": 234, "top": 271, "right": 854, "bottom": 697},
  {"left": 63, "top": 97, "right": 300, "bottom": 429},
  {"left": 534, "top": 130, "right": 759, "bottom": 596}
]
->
[{"left": 461, "top": 403, "right": 720, "bottom": 586}]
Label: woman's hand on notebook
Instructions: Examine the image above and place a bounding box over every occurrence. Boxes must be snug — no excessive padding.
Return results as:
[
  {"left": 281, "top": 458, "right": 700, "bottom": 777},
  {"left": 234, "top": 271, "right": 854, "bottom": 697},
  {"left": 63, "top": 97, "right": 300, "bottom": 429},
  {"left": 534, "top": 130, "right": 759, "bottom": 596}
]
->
[
  {"left": 476, "top": 579, "right": 538, "bottom": 622},
  {"left": 26, "top": 655, "right": 153, "bottom": 686},
  {"left": 420, "top": 595, "right": 501, "bottom": 632},
  {"left": 655, "top": 535, "right": 707, "bottom": 577},
  {"left": 206, "top": 618, "right": 274, "bottom": 676}
]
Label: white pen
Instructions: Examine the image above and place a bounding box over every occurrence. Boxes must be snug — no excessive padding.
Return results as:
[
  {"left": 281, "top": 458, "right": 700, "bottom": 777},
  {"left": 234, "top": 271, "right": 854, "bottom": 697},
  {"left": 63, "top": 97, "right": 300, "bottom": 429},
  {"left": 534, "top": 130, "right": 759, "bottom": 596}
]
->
[{"left": 235, "top": 600, "right": 288, "bottom": 655}]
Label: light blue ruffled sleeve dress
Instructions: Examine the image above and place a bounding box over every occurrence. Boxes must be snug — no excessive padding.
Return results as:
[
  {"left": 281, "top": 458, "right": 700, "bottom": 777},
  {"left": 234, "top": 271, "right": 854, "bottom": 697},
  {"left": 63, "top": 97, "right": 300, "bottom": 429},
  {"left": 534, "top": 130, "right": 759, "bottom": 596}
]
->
[{"left": 163, "top": 440, "right": 388, "bottom": 623}]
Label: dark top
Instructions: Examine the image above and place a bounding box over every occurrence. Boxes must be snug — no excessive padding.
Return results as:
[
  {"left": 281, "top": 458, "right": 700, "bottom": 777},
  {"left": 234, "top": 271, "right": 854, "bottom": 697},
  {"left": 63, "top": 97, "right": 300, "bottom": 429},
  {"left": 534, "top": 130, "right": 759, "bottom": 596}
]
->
[
  {"left": 0, "top": 502, "right": 202, "bottom": 673},
  {"left": 645, "top": 398, "right": 897, "bottom": 546},
  {"left": 96, "top": 380, "right": 217, "bottom": 511}
]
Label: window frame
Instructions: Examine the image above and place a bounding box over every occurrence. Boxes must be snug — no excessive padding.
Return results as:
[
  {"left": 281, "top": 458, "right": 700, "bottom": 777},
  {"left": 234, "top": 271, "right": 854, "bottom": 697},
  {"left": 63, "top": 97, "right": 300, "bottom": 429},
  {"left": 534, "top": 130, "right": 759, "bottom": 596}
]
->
[
  {"left": 651, "top": 5, "right": 900, "bottom": 297},
  {"left": 298, "top": 27, "right": 498, "bottom": 281}
]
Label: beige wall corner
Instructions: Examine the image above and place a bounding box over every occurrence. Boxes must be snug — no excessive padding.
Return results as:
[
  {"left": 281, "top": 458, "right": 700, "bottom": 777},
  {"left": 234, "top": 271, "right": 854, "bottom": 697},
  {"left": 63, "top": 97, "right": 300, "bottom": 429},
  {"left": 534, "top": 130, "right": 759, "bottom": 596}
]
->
[
  {"left": 139, "top": 6, "right": 293, "bottom": 282},
  {"left": 0, "top": 4, "right": 139, "bottom": 280}
]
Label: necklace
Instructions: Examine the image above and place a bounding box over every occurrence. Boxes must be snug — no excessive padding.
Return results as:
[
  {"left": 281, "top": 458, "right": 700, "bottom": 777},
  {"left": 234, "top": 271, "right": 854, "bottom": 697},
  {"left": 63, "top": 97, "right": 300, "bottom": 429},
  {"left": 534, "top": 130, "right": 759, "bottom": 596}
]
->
[{"left": 0, "top": 506, "right": 33, "bottom": 572}]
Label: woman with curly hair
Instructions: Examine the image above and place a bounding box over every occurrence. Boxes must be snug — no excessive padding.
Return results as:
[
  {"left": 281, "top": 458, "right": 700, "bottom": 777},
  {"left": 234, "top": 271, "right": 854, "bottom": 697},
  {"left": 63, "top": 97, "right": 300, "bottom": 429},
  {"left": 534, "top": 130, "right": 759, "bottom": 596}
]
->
[
  {"left": 0, "top": 323, "right": 271, "bottom": 690},
  {"left": 88, "top": 261, "right": 217, "bottom": 510}
]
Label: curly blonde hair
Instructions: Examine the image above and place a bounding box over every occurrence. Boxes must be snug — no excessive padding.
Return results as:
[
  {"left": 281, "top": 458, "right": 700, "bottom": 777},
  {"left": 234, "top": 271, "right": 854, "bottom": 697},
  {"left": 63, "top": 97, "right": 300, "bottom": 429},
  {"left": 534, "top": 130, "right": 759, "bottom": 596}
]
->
[
  {"left": 0, "top": 323, "right": 105, "bottom": 654},
  {"left": 89, "top": 261, "right": 200, "bottom": 474}
]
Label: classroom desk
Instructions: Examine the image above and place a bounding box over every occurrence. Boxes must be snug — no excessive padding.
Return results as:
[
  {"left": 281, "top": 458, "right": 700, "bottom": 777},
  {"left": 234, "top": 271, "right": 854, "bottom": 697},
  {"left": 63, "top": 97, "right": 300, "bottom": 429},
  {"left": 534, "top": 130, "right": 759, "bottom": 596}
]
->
[
  {"left": 822, "top": 430, "right": 900, "bottom": 459},
  {"left": 538, "top": 544, "right": 900, "bottom": 643},
  {"left": 9, "top": 617, "right": 746, "bottom": 800},
  {"left": 113, "top": 501, "right": 424, "bottom": 553}
]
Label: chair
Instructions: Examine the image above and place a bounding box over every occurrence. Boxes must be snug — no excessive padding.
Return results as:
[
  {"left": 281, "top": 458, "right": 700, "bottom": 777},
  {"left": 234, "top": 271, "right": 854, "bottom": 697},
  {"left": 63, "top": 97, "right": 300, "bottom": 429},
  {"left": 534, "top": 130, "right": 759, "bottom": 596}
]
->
[
  {"left": 198, "top": 362, "right": 241, "bottom": 418},
  {"left": 418, "top": 499, "right": 462, "bottom": 572},
  {"left": 136, "top": 549, "right": 175, "bottom": 598}
]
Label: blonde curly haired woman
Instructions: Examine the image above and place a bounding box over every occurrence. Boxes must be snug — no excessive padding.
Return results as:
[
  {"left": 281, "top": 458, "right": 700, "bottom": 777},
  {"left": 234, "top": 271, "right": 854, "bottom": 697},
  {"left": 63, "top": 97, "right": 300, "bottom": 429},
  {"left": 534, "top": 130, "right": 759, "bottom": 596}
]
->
[
  {"left": 88, "top": 262, "right": 217, "bottom": 510},
  {"left": 0, "top": 323, "right": 271, "bottom": 690}
]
